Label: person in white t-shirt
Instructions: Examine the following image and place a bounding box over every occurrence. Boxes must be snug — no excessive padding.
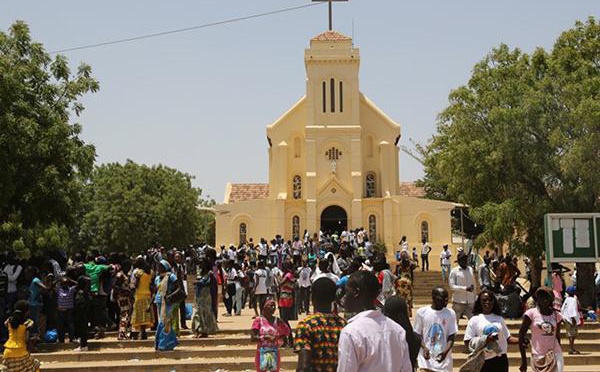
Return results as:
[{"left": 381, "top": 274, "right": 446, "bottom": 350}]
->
[
  {"left": 561, "top": 286, "right": 580, "bottom": 355},
  {"left": 413, "top": 286, "right": 457, "bottom": 372},
  {"left": 421, "top": 238, "right": 432, "bottom": 271},
  {"left": 297, "top": 260, "right": 312, "bottom": 314},
  {"left": 312, "top": 260, "right": 339, "bottom": 285},
  {"left": 440, "top": 245, "right": 452, "bottom": 282},
  {"left": 257, "top": 238, "right": 268, "bottom": 264},
  {"left": 464, "top": 289, "right": 519, "bottom": 372},
  {"left": 252, "top": 261, "right": 269, "bottom": 315}
]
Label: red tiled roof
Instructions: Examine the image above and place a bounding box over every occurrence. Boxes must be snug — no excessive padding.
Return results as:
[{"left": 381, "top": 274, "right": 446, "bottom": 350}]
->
[
  {"left": 398, "top": 182, "right": 426, "bottom": 197},
  {"left": 311, "top": 30, "right": 351, "bottom": 41},
  {"left": 228, "top": 183, "right": 269, "bottom": 203}
]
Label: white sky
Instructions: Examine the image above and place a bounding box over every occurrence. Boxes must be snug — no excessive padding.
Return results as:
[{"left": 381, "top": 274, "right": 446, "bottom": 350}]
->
[{"left": 2, "top": 1, "right": 597, "bottom": 202}]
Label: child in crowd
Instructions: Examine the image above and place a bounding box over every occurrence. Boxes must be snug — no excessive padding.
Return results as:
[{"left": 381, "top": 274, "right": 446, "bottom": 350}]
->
[
  {"left": 56, "top": 277, "right": 78, "bottom": 344},
  {"left": 73, "top": 276, "right": 91, "bottom": 352},
  {"left": 561, "top": 286, "right": 581, "bottom": 355},
  {"left": 1, "top": 300, "right": 41, "bottom": 371}
]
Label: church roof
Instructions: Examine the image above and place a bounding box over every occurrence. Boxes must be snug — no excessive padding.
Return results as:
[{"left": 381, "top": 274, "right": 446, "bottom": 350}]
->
[
  {"left": 311, "top": 30, "right": 351, "bottom": 41},
  {"left": 398, "top": 182, "right": 426, "bottom": 197},
  {"left": 226, "top": 183, "right": 269, "bottom": 203}
]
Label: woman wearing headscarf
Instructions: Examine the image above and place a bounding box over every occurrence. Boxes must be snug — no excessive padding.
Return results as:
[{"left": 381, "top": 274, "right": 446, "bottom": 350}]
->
[
  {"left": 518, "top": 286, "right": 563, "bottom": 372},
  {"left": 394, "top": 251, "right": 416, "bottom": 314},
  {"left": 152, "top": 260, "right": 180, "bottom": 351},
  {"left": 192, "top": 260, "right": 218, "bottom": 338},
  {"left": 323, "top": 252, "right": 341, "bottom": 277},
  {"left": 383, "top": 296, "right": 421, "bottom": 371},
  {"left": 250, "top": 299, "right": 291, "bottom": 372},
  {"left": 130, "top": 257, "right": 155, "bottom": 340}
]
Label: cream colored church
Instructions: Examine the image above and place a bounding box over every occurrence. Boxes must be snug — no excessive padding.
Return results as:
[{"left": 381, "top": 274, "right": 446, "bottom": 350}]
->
[{"left": 215, "top": 30, "right": 457, "bottom": 265}]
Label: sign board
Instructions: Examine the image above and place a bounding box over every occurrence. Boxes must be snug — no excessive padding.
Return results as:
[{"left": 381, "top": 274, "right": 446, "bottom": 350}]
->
[{"left": 544, "top": 213, "right": 600, "bottom": 263}]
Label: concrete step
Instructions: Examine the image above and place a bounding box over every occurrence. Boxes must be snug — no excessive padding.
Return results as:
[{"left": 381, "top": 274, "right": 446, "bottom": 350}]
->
[
  {"left": 34, "top": 339, "right": 600, "bottom": 363},
  {"left": 38, "top": 351, "right": 600, "bottom": 372}
]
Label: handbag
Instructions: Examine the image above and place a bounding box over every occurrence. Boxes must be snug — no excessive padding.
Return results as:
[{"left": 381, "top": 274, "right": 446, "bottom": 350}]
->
[
  {"left": 532, "top": 350, "right": 557, "bottom": 372},
  {"left": 166, "top": 267, "right": 187, "bottom": 304},
  {"left": 532, "top": 312, "right": 559, "bottom": 372},
  {"left": 259, "top": 346, "right": 279, "bottom": 371}
]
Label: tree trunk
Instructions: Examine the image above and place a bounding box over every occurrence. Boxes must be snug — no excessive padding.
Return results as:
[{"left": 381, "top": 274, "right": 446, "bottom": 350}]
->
[
  {"left": 530, "top": 256, "right": 543, "bottom": 291},
  {"left": 577, "top": 262, "right": 596, "bottom": 309}
]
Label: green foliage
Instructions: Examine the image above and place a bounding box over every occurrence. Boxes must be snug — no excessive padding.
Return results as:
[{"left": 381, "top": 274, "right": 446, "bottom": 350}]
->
[
  {"left": 420, "top": 18, "right": 600, "bottom": 258},
  {"left": 0, "top": 21, "right": 98, "bottom": 258},
  {"left": 80, "top": 161, "right": 214, "bottom": 255}
]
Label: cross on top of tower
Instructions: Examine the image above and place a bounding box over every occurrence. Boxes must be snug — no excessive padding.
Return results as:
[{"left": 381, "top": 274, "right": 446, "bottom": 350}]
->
[{"left": 312, "top": 0, "right": 348, "bottom": 31}]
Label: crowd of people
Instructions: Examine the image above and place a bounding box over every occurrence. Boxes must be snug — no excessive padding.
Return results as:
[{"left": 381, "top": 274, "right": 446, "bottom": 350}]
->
[{"left": 0, "top": 229, "right": 589, "bottom": 372}]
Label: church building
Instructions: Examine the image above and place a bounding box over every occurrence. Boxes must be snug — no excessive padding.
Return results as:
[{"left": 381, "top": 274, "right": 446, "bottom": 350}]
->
[{"left": 215, "top": 30, "right": 457, "bottom": 263}]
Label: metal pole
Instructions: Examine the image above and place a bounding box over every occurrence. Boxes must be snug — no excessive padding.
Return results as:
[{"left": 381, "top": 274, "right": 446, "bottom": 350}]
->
[
  {"left": 460, "top": 209, "right": 464, "bottom": 248},
  {"left": 329, "top": 0, "right": 333, "bottom": 30}
]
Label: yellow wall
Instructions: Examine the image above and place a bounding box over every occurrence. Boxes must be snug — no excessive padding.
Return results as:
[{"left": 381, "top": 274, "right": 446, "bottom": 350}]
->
[{"left": 215, "top": 31, "right": 457, "bottom": 263}]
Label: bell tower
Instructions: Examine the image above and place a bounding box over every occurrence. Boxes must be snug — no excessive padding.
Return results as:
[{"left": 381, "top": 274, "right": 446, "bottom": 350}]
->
[{"left": 304, "top": 31, "right": 360, "bottom": 127}]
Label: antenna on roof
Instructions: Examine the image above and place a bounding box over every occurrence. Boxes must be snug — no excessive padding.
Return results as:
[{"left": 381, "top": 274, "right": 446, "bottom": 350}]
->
[{"left": 352, "top": 18, "right": 355, "bottom": 46}]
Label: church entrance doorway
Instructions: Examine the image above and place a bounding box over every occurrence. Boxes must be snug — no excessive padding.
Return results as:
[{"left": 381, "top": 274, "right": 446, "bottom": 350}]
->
[{"left": 320, "top": 205, "right": 347, "bottom": 234}]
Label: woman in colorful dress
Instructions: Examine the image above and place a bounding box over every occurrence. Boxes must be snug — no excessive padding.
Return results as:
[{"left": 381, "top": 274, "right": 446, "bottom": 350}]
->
[
  {"left": 277, "top": 261, "right": 295, "bottom": 347},
  {"left": 395, "top": 251, "right": 416, "bottom": 313},
  {"left": 250, "top": 299, "right": 291, "bottom": 372},
  {"left": 113, "top": 269, "right": 133, "bottom": 340},
  {"left": 131, "top": 257, "right": 154, "bottom": 340},
  {"left": 153, "top": 260, "right": 180, "bottom": 351},
  {"left": 1, "top": 300, "right": 40, "bottom": 372},
  {"left": 192, "top": 260, "right": 218, "bottom": 338}
]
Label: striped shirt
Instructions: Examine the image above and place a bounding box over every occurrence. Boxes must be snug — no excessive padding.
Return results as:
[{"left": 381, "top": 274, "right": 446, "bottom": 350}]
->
[{"left": 57, "top": 285, "right": 77, "bottom": 310}]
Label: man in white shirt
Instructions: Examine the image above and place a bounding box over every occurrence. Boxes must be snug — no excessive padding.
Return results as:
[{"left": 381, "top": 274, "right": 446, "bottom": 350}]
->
[
  {"left": 448, "top": 251, "right": 477, "bottom": 324},
  {"left": 399, "top": 235, "right": 409, "bottom": 252},
  {"left": 413, "top": 286, "right": 457, "bottom": 372},
  {"left": 421, "top": 238, "right": 432, "bottom": 271},
  {"left": 258, "top": 238, "right": 268, "bottom": 264},
  {"left": 440, "top": 245, "right": 452, "bottom": 282},
  {"left": 312, "top": 260, "right": 339, "bottom": 285},
  {"left": 337, "top": 270, "right": 412, "bottom": 372},
  {"left": 297, "top": 261, "right": 312, "bottom": 314},
  {"left": 252, "top": 261, "right": 269, "bottom": 313},
  {"left": 3, "top": 252, "right": 22, "bottom": 312}
]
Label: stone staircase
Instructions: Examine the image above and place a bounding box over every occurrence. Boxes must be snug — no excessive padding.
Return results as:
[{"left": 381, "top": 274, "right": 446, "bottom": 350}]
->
[{"left": 33, "top": 270, "right": 600, "bottom": 371}]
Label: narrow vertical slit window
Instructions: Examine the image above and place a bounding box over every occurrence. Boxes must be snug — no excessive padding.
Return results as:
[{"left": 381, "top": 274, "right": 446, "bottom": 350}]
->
[
  {"left": 322, "top": 81, "right": 326, "bottom": 113},
  {"left": 239, "top": 223, "right": 247, "bottom": 246},
  {"left": 330, "top": 78, "right": 335, "bottom": 112},
  {"left": 292, "top": 216, "right": 300, "bottom": 239},
  {"left": 368, "top": 215, "right": 377, "bottom": 242},
  {"left": 339, "top": 81, "right": 343, "bottom": 112}
]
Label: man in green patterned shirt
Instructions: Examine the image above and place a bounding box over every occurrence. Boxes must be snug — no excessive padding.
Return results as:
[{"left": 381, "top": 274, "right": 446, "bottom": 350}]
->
[{"left": 294, "top": 277, "right": 346, "bottom": 372}]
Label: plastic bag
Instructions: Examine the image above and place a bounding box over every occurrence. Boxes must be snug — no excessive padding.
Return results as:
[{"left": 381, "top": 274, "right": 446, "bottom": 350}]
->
[
  {"left": 259, "top": 347, "right": 278, "bottom": 371},
  {"left": 44, "top": 329, "right": 58, "bottom": 343}
]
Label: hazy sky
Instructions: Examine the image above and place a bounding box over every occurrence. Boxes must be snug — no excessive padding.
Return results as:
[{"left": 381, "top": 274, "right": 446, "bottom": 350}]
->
[{"left": 2, "top": 1, "right": 597, "bottom": 202}]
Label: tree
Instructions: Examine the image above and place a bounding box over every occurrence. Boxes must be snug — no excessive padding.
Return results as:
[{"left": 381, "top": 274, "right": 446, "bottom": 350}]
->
[
  {"left": 0, "top": 21, "right": 99, "bottom": 258},
  {"left": 420, "top": 18, "right": 600, "bottom": 305},
  {"left": 80, "top": 161, "right": 213, "bottom": 255}
]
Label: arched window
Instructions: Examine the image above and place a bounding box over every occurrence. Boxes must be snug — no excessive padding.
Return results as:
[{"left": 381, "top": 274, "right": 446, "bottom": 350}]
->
[
  {"left": 421, "top": 221, "right": 429, "bottom": 243},
  {"left": 368, "top": 215, "right": 377, "bottom": 242},
  {"left": 292, "top": 215, "right": 300, "bottom": 239},
  {"left": 330, "top": 78, "right": 335, "bottom": 112},
  {"left": 239, "top": 223, "right": 247, "bottom": 245},
  {"left": 293, "top": 175, "right": 302, "bottom": 199},
  {"left": 339, "top": 81, "right": 343, "bottom": 112},
  {"left": 366, "top": 173, "right": 376, "bottom": 198},
  {"left": 322, "top": 81, "right": 327, "bottom": 113}
]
